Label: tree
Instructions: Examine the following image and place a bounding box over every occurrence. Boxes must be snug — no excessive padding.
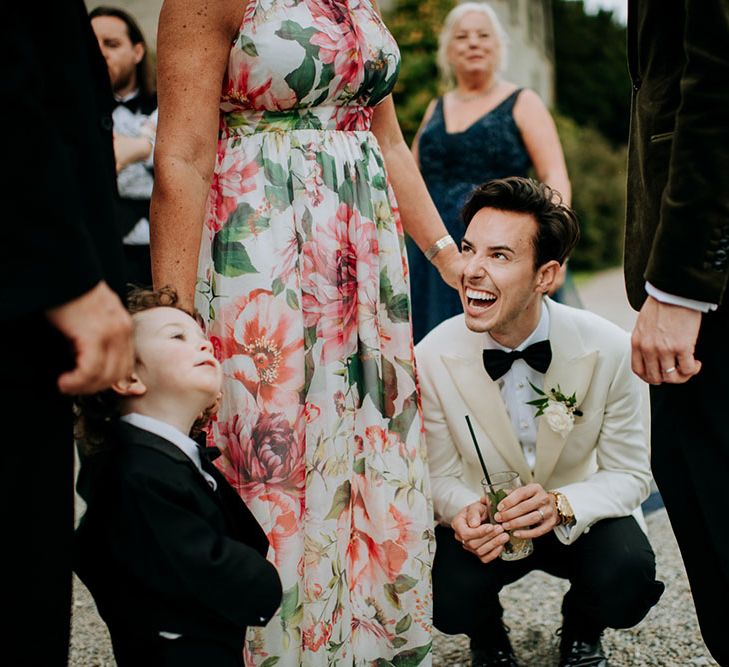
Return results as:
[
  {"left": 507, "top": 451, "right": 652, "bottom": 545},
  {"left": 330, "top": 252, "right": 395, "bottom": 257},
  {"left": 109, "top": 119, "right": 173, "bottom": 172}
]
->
[
  {"left": 385, "top": 0, "right": 452, "bottom": 146},
  {"left": 552, "top": 0, "right": 630, "bottom": 146}
]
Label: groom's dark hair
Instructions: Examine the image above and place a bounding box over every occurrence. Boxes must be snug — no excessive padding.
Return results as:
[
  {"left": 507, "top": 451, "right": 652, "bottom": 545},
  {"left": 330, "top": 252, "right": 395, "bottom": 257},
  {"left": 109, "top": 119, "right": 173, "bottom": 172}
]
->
[{"left": 461, "top": 177, "right": 580, "bottom": 269}]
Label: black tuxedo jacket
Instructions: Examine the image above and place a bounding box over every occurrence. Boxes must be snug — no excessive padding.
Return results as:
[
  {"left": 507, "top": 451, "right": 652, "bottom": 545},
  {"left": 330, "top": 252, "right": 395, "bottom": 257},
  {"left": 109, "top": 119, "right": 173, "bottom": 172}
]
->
[
  {"left": 2, "top": 1, "right": 125, "bottom": 320},
  {"left": 625, "top": 0, "right": 729, "bottom": 313},
  {"left": 75, "top": 422, "right": 282, "bottom": 651}
]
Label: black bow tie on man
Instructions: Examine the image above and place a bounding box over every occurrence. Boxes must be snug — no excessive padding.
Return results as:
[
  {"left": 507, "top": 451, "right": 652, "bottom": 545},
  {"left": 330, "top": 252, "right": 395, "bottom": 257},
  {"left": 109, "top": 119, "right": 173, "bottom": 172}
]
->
[{"left": 482, "top": 339, "right": 552, "bottom": 381}]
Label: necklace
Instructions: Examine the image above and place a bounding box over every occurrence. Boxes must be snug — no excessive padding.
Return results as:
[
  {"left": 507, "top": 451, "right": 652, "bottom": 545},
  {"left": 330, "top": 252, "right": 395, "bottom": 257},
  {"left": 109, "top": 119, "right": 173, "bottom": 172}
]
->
[{"left": 453, "top": 79, "right": 500, "bottom": 102}]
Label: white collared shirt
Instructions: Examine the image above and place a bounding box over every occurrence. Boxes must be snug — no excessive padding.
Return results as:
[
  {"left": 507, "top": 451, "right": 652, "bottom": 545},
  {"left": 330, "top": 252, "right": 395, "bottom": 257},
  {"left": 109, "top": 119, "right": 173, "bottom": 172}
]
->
[
  {"left": 120, "top": 413, "right": 217, "bottom": 491},
  {"left": 482, "top": 303, "right": 550, "bottom": 471}
]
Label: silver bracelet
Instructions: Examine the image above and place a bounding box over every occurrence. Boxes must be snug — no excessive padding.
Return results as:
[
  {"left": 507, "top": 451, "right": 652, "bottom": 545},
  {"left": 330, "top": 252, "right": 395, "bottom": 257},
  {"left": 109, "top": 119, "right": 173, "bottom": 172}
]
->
[{"left": 424, "top": 234, "right": 456, "bottom": 262}]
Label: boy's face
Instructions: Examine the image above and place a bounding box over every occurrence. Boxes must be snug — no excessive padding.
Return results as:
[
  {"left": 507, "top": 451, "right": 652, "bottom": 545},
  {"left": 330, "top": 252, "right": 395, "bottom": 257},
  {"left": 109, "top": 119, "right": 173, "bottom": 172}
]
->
[
  {"left": 460, "top": 208, "right": 553, "bottom": 348},
  {"left": 132, "top": 307, "right": 221, "bottom": 410}
]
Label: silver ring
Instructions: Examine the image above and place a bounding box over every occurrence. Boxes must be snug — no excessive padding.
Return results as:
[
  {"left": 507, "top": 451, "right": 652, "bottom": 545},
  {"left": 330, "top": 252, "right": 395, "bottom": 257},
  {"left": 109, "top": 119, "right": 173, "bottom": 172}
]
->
[
  {"left": 663, "top": 366, "right": 676, "bottom": 374},
  {"left": 537, "top": 508, "right": 545, "bottom": 521}
]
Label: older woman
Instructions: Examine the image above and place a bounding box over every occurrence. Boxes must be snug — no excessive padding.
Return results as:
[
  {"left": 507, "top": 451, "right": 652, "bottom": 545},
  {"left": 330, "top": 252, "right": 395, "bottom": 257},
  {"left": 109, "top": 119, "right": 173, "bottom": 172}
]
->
[{"left": 409, "top": 1, "right": 572, "bottom": 343}]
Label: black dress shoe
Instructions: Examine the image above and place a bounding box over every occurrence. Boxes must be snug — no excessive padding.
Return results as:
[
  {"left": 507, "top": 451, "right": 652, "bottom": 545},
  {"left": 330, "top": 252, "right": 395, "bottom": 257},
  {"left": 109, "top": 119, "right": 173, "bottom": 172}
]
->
[
  {"left": 470, "top": 646, "right": 520, "bottom": 667},
  {"left": 559, "top": 635, "right": 609, "bottom": 667},
  {"left": 470, "top": 625, "right": 520, "bottom": 667}
]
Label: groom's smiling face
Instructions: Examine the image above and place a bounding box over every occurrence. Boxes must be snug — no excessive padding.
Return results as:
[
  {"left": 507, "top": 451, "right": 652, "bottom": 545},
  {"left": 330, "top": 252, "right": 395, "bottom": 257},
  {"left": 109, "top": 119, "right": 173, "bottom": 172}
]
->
[{"left": 460, "top": 207, "right": 554, "bottom": 348}]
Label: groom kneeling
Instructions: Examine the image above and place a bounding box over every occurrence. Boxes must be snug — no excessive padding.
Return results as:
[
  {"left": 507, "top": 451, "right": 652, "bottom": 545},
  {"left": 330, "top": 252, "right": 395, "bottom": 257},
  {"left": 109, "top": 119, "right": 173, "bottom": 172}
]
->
[{"left": 416, "top": 178, "right": 664, "bottom": 667}]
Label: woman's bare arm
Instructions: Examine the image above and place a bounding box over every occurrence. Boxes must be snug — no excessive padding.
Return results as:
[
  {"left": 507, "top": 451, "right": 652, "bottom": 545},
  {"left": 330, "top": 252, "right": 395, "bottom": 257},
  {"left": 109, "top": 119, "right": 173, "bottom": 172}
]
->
[{"left": 150, "top": 0, "right": 247, "bottom": 310}]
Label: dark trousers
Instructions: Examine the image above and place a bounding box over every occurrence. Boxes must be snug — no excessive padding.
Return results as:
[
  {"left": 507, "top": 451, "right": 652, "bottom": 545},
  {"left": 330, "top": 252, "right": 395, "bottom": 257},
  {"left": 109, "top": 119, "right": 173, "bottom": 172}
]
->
[
  {"left": 111, "top": 631, "right": 244, "bottom": 667},
  {"left": 5, "top": 318, "right": 75, "bottom": 665},
  {"left": 433, "top": 517, "right": 663, "bottom": 643},
  {"left": 651, "top": 312, "right": 729, "bottom": 666},
  {"left": 123, "top": 244, "right": 152, "bottom": 290}
]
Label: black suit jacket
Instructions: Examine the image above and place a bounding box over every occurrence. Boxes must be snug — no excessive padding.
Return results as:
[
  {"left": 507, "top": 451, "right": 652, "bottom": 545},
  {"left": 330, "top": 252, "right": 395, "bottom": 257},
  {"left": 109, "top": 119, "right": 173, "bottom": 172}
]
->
[
  {"left": 2, "top": 1, "right": 125, "bottom": 320},
  {"left": 75, "top": 422, "right": 282, "bottom": 652},
  {"left": 625, "top": 0, "right": 729, "bottom": 312}
]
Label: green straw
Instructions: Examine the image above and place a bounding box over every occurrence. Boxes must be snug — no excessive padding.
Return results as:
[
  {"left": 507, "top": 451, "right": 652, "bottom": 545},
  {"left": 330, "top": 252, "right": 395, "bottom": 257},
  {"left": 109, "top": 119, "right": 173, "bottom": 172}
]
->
[{"left": 465, "top": 415, "right": 493, "bottom": 487}]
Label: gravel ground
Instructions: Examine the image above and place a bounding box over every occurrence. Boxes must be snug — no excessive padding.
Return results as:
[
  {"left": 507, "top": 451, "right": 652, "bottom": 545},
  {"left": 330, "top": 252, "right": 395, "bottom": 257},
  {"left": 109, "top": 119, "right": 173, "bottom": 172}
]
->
[{"left": 70, "top": 508, "right": 717, "bottom": 666}]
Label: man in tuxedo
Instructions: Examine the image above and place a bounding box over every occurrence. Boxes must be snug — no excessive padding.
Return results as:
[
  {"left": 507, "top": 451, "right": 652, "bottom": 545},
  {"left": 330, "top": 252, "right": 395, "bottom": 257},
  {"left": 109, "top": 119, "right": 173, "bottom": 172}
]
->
[
  {"left": 625, "top": 2, "right": 729, "bottom": 663},
  {"left": 91, "top": 6, "right": 157, "bottom": 287},
  {"left": 416, "top": 178, "right": 664, "bottom": 667},
  {"left": 3, "top": 3, "right": 133, "bottom": 664}
]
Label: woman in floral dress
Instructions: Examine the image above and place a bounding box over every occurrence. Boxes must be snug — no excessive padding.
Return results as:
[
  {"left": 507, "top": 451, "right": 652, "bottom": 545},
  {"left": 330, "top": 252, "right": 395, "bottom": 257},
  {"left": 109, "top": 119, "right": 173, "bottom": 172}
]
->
[{"left": 151, "top": 0, "right": 462, "bottom": 664}]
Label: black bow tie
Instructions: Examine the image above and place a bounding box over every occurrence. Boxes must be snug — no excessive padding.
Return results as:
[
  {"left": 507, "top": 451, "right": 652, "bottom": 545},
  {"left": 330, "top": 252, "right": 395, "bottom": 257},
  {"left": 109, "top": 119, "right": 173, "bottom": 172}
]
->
[
  {"left": 482, "top": 339, "right": 552, "bottom": 381},
  {"left": 114, "top": 96, "right": 142, "bottom": 113}
]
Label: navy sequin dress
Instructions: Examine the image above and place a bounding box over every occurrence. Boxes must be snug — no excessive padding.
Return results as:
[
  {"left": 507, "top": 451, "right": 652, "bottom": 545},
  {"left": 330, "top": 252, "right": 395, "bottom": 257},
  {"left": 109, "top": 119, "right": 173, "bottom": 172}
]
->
[{"left": 409, "top": 88, "right": 530, "bottom": 343}]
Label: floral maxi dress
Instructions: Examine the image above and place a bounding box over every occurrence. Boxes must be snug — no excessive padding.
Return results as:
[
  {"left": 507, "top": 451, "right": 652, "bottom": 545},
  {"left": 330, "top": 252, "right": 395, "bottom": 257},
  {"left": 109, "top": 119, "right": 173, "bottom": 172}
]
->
[{"left": 197, "top": 1, "right": 434, "bottom": 664}]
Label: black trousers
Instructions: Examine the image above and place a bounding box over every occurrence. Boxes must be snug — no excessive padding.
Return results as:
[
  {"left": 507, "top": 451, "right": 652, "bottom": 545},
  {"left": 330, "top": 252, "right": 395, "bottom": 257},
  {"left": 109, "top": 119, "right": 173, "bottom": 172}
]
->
[
  {"left": 651, "top": 312, "right": 729, "bottom": 666},
  {"left": 123, "top": 244, "right": 152, "bottom": 290},
  {"left": 5, "top": 318, "right": 75, "bottom": 665},
  {"left": 111, "top": 632, "right": 245, "bottom": 667},
  {"left": 433, "top": 517, "right": 664, "bottom": 642}
]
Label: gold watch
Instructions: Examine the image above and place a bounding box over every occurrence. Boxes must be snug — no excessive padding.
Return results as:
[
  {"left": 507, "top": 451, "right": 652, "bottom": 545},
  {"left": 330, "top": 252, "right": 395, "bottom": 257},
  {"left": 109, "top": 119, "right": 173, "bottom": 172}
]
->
[{"left": 549, "top": 491, "right": 575, "bottom": 527}]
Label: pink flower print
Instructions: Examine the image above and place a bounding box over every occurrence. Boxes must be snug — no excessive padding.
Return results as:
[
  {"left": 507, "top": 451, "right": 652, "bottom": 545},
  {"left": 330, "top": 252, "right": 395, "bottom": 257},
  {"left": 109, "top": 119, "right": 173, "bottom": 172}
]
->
[
  {"left": 302, "top": 620, "right": 333, "bottom": 652},
  {"left": 310, "top": 24, "right": 363, "bottom": 88},
  {"left": 232, "top": 291, "right": 304, "bottom": 413},
  {"left": 207, "top": 147, "right": 259, "bottom": 232},
  {"left": 301, "top": 204, "right": 378, "bottom": 364},
  {"left": 223, "top": 53, "right": 273, "bottom": 111}
]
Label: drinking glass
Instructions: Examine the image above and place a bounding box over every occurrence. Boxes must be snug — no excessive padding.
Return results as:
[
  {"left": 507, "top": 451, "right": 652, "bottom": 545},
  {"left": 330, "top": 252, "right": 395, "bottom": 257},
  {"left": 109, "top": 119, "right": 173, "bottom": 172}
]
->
[{"left": 482, "top": 471, "right": 534, "bottom": 561}]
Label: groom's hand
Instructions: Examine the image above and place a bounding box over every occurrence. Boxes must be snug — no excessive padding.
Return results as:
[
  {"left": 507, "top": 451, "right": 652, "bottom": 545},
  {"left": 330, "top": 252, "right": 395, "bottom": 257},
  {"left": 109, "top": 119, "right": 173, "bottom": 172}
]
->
[
  {"left": 493, "top": 483, "right": 557, "bottom": 538},
  {"left": 631, "top": 296, "right": 702, "bottom": 385},
  {"left": 452, "top": 501, "right": 509, "bottom": 563}
]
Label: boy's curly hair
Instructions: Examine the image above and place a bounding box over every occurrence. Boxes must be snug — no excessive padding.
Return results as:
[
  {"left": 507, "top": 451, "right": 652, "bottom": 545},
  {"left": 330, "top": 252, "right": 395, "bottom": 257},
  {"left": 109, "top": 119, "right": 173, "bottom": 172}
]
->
[{"left": 74, "top": 286, "right": 211, "bottom": 454}]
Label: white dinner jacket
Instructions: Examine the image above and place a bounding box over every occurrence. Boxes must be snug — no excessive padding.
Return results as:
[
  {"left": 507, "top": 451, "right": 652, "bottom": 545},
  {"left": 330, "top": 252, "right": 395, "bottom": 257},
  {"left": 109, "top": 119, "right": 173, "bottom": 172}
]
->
[{"left": 415, "top": 298, "right": 651, "bottom": 545}]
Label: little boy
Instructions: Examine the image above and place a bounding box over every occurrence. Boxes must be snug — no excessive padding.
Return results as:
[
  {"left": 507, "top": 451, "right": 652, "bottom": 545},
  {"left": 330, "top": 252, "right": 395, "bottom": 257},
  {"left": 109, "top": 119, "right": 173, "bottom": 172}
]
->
[{"left": 74, "top": 287, "right": 282, "bottom": 667}]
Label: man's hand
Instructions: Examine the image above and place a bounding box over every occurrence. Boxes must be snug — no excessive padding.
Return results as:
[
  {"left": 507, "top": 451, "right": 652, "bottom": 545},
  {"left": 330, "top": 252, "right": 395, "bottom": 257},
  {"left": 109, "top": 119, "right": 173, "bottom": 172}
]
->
[
  {"left": 46, "top": 281, "right": 134, "bottom": 394},
  {"left": 631, "top": 296, "right": 702, "bottom": 385},
  {"left": 451, "top": 501, "right": 510, "bottom": 564},
  {"left": 113, "top": 134, "right": 152, "bottom": 173},
  {"left": 493, "top": 483, "right": 557, "bottom": 540}
]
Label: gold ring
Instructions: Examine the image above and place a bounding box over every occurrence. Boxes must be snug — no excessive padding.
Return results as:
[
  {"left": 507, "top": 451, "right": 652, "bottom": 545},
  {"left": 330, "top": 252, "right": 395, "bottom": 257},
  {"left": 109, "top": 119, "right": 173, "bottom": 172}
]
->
[{"left": 663, "top": 366, "right": 676, "bottom": 374}]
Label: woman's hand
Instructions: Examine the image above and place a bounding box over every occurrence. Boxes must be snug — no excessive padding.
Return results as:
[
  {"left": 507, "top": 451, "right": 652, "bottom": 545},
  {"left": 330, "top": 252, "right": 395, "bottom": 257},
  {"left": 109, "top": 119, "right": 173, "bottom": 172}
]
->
[
  {"left": 113, "top": 134, "right": 152, "bottom": 173},
  {"left": 430, "top": 243, "right": 466, "bottom": 291}
]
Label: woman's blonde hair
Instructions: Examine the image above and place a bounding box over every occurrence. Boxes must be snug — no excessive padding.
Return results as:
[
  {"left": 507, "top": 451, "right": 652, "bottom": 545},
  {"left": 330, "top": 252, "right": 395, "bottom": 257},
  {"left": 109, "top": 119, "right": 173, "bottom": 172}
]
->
[{"left": 436, "top": 2, "right": 509, "bottom": 89}]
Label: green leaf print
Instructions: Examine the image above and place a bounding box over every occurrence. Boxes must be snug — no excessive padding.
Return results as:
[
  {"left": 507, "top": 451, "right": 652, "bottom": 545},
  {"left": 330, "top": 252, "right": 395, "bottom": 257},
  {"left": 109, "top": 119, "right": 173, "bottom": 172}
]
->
[
  {"left": 263, "top": 158, "right": 289, "bottom": 189},
  {"left": 239, "top": 34, "right": 258, "bottom": 57},
  {"left": 316, "top": 151, "right": 339, "bottom": 191},
  {"left": 395, "top": 613, "right": 412, "bottom": 635},
  {"left": 324, "top": 480, "right": 351, "bottom": 520},
  {"left": 392, "top": 637, "right": 409, "bottom": 649},
  {"left": 212, "top": 232, "right": 258, "bottom": 277},
  {"left": 391, "top": 642, "right": 432, "bottom": 667},
  {"left": 384, "top": 583, "right": 401, "bottom": 610},
  {"left": 259, "top": 658, "right": 279, "bottom": 667},
  {"left": 285, "top": 288, "right": 300, "bottom": 310},
  {"left": 371, "top": 172, "right": 387, "bottom": 191},
  {"left": 265, "top": 184, "right": 291, "bottom": 212},
  {"left": 272, "top": 277, "right": 285, "bottom": 296},
  {"left": 280, "top": 584, "right": 303, "bottom": 626},
  {"left": 392, "top": 574, "right": 418, "bottom": 594},
  {"left": 226, "top": 202, "right": 270, "bottom": 241},
  {"left": 353, "top": 457, "right": 366, "bottom": 474},
  {"left": 389, "top": 391, "right": 418, "bottom": 441},
  {"left": 386, "top": 293, "right": 410, "bottom": 324},
  {"left": 285, "top": 55, "right": 316, "bottom": 102},
  {"left": 275, "top": 20, "right": 320, "bottom": 58}
]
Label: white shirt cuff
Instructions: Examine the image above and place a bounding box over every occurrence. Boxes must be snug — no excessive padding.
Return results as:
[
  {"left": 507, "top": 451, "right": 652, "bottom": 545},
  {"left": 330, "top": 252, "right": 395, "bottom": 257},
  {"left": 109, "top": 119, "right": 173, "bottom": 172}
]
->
[{"left": 645, "top": 282, "right": 718, "bottom": 313}]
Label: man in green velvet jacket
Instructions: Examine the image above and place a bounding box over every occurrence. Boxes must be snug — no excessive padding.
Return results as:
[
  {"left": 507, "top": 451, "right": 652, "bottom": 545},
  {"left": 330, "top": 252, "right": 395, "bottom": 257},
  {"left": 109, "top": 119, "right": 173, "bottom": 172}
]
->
[{"left": 625, "top": 1, "right": 729, "bottom": 663}]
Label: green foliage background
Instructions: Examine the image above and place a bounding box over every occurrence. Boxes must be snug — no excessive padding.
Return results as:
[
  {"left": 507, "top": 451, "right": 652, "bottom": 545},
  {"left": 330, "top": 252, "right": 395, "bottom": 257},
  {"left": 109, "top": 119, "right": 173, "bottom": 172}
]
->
[{"left": 384, "top": 0, "right": 629, "bottom": 271}]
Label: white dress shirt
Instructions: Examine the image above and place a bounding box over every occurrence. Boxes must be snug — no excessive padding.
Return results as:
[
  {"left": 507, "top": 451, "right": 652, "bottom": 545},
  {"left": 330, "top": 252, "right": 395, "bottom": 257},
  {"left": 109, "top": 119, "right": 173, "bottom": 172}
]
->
[
  {"left": 645, "top": 281, "right": 717, "bottom": 312},
  {"left": 482, "top": 304, "right": 550, "bottom": 471},
  {"left": 120, "top": 412, "right": 217, "bottom": 491}
]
